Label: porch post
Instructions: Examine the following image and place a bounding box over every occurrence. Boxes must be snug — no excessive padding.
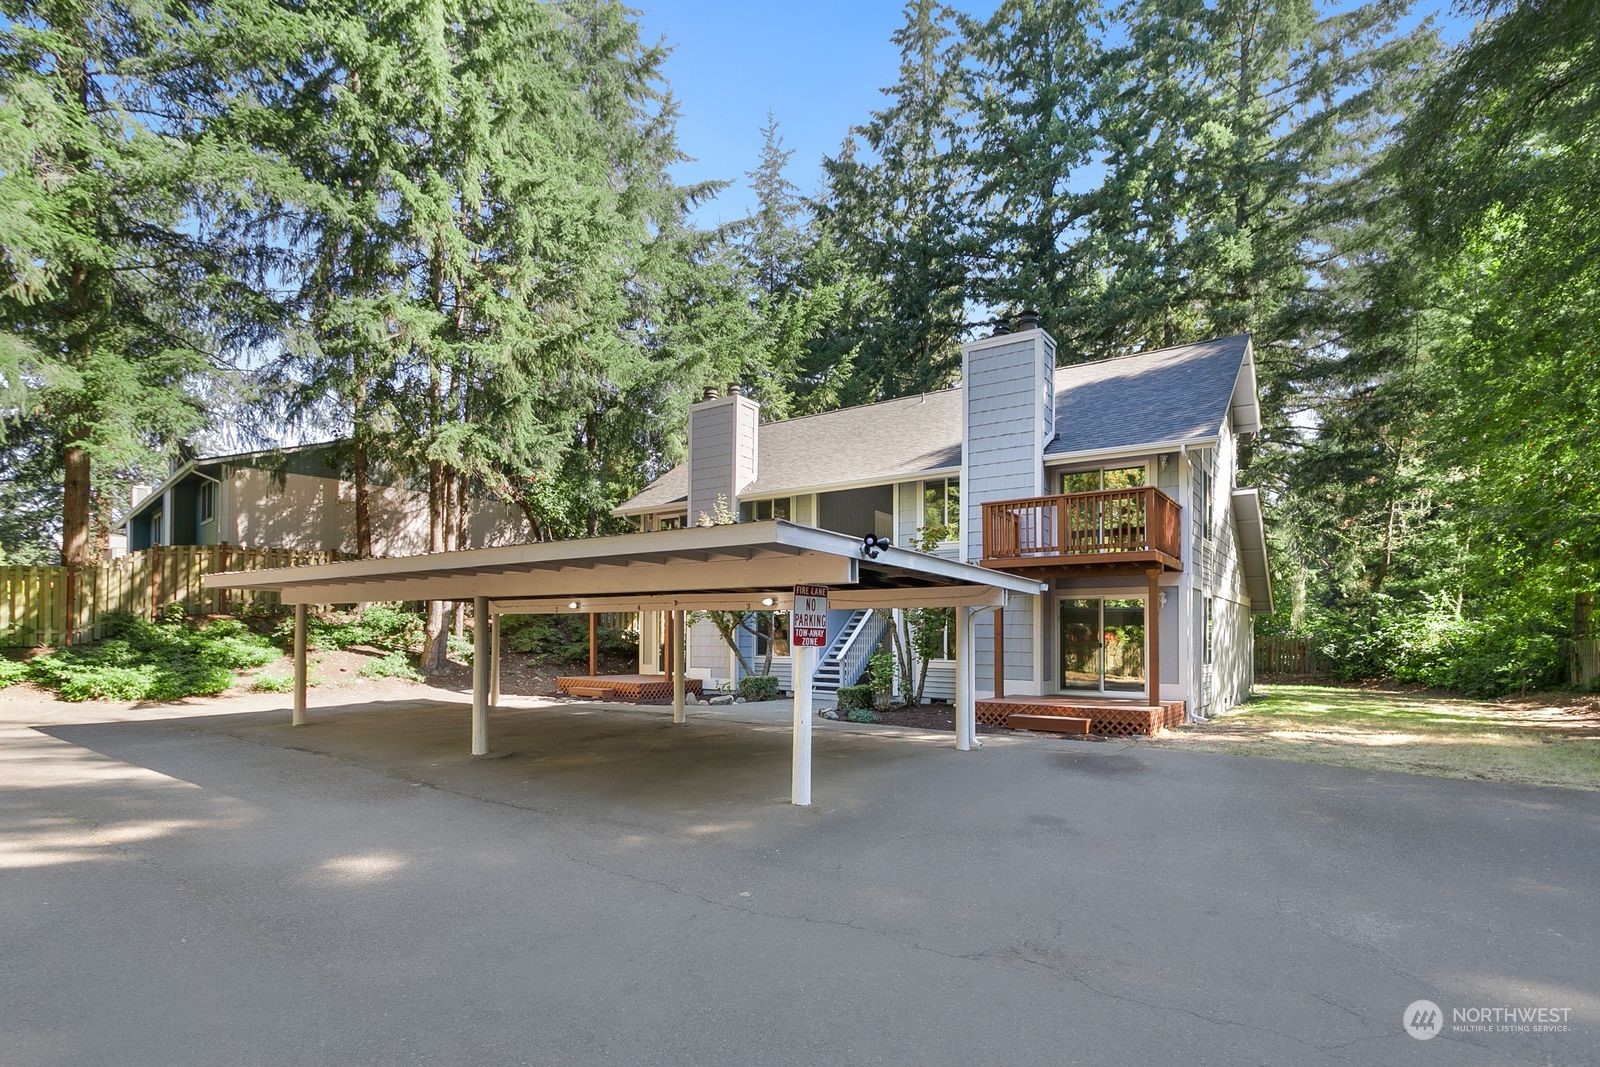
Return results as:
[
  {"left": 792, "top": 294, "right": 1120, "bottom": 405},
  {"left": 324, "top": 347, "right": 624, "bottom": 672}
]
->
[
  {"left": 1147, "top": 568, "right": 1162, "bottom": 706},
  {"left": 993, "top": 606, "right": 1005, "bottom": 699},
  {"left": 791, "top": 641, "right": 815, "bottom": 805},
  {"left": 671, "top": 609, "right": 687, "bottom": 724},
  {"left": 291, "top": 602, "right": 307, "bottom": 727},
  {"left": 588, "top": 612, "right": 598, "bottom": 676},
  {"left": 664, "top": 611, "right": 675, "bottom": 678},
  {"left": 472, "top": 595, "right": 490, "bottom": 755},
  {"left": 954, "top": 606, "right": 975, "bottom": 751},
  {"left": 489, "top": 612, "right": 502, "bottom": 707}
]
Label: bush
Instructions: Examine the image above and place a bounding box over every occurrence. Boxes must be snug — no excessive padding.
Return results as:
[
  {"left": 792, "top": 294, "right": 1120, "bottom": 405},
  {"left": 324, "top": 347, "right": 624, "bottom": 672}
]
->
[
  {"left": 845, "top": 707, "right": 880, "bottom": 724},
  {"left": 447, "top": 632, "right": 474, "bottom": 664},
  {"left": 250, "top": 672, "right": 293, "bottom": 693},
  {"left": 501, "top": 614, "right": 638, "bottom": 665},
  {"left": 0, "top": 658, "right": 28, "bottom": 688},
  {"left": 359, "top": 650, "right": 424, "bottom": 682},
  {"left": 276, "top": 604, "right": 423, "bottom": 654},
  {"left": 738, "top": 674, "right": 780, "bottom": 701},
  {"left": 21, "top": 613, "right": 278, "bottom": 702},
  {"left": 836, "top": 683, "right": 875, "bottom": 711}
]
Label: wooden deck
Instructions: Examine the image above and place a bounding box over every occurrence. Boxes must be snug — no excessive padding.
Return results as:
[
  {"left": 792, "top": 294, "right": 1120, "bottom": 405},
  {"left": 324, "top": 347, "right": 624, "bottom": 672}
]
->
[
  {"left": 980, "top": 487, "right": 1183, "bottom": 573},
  {"left": 976, "top": 694, "right": 1186, "bottom": 737},
  {"left": 555, "top": 674, "right": 704, "bottom": 702}
]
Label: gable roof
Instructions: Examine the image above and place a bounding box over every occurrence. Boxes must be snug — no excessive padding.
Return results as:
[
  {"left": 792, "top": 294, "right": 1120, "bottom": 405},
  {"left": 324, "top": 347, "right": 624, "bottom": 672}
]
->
[{"left": 616, "top": 334, "right": 1253, "bottom": 516}]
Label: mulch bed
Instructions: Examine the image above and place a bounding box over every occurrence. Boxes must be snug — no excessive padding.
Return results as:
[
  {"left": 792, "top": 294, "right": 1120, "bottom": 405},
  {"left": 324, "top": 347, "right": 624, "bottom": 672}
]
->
[{"left": 843, "top": 702, "right": 1003, "bottom": 734}]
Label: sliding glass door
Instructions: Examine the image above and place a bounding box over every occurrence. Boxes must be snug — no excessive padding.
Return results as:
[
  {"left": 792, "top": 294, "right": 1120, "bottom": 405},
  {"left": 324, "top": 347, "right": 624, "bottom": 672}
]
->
[{"left": 1058, "top": 597, "right": 1146, "bottom": 694}]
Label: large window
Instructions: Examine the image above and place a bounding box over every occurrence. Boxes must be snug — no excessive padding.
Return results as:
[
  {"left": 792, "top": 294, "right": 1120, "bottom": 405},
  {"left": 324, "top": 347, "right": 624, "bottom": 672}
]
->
[
  {"left": 921, "top": 477, "right": 960, "bottom": 543},
  {"left": 754, "top": 612, "right": 790, "bottom": 659},
  {"left": 740, "top": 497, "right": 792, "bottom": 522},
  {"left": 198, "top": 481, "right": 215, "bottom": 524}
]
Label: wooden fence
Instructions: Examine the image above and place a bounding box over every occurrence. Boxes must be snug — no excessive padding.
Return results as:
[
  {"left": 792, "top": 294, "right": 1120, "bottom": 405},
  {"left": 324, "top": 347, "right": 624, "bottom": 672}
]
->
[
  {"left": 0, "top": 546, "right": 351, "bottom": 647},
  {"left": 1254, "top": 635, "right": 1328, "bottom": 677}
]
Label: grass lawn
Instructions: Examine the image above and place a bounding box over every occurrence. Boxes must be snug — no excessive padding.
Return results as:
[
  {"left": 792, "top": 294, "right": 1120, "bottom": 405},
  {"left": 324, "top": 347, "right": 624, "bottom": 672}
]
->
[{"left": 1161, "top": 683, "right": 1600, "bottom": 790}]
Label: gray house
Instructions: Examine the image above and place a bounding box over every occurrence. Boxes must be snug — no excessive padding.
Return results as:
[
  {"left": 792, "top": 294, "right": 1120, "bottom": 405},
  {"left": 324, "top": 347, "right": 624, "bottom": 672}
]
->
[{"left": 616, "top": 324, "right": 1271, "bottom": 724}]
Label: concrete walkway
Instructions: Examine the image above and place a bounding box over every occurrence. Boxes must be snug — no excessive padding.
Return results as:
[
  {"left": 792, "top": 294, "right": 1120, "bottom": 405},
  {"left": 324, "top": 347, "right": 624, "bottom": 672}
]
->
[{"left": 3, "top": 693, "right": 1597, "bottom": 1065}]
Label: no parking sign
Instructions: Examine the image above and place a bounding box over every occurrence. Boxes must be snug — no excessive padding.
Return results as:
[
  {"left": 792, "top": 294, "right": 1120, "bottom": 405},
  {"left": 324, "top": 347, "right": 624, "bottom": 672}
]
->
[{"left": 792, "top": 584, "right": 829, "bottom": 647}]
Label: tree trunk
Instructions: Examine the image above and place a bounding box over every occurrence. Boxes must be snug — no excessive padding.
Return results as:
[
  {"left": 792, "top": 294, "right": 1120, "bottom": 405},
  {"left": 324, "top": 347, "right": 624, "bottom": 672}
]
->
[
  {"left": 62, "top": 442, "right": 91, "bottom": 566},
  {"left": 352, "top": 383, "right": 372, "bottom": 558}
]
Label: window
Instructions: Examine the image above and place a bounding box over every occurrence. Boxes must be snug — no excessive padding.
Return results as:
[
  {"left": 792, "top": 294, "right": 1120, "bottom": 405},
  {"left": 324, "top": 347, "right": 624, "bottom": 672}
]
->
[
  {"left": 659, "top": 515, "right": 684, "bottom": 531},
  {"left": 754, "top": 612, "right": 790, "bottom": 658},
  {"left": 740, "top": 497, "right": 792, "bottom": 522},
  {"left": 1204, "top": 597, "right": 1215, "bottom": 666},
  {"left": 198, "top": 482, "right": 215, "bottom": 524},
  {"left": 921, "top": 477, "right": 960, "bottom": 542},
  {"left": 1060, "top": 465, "right": 1146, "bottom": 494}
]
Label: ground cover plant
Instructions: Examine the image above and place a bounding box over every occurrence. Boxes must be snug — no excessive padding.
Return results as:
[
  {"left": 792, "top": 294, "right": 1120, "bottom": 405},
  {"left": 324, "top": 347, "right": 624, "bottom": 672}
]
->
[{"left": 1, "top": 614, "right": 278, "bottom": 702}]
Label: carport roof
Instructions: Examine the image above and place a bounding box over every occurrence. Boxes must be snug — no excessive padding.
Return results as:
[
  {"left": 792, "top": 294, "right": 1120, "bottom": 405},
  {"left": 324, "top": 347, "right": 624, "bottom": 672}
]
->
[{"left": 201, "top": 520, "right": 1044, "bottom": 609}]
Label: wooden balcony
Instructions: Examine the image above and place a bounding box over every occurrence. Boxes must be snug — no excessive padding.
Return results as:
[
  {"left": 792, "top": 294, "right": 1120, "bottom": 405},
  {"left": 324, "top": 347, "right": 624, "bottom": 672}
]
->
[{"left": 980, "top": 487, "right": 1182, "bottom": 574}]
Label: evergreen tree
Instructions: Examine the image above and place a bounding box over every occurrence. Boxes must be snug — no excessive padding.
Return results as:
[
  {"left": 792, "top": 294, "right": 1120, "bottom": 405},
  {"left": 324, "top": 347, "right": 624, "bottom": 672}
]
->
[{"left": 818, "top": 0, "right": 973, "bottom": 403}]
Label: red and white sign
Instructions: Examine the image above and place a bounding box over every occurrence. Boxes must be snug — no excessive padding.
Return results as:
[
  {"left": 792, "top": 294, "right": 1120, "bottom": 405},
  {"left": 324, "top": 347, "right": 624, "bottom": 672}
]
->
[{"left": 792, "top": 584, "right": 830, "bottom": 647}]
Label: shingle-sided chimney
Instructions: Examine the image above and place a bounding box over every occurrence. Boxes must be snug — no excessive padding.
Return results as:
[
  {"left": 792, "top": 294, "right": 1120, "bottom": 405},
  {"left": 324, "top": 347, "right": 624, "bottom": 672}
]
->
[
  {"left": 960, "top": 316, "right": 1056, "bottom": 698},
  {"left": 687, "top": 383, "right": 760, "bottom": 523}
]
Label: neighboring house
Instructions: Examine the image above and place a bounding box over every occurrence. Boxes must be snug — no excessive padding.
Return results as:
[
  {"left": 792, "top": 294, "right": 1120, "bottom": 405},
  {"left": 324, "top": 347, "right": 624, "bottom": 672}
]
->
[
  {"left": 122, "top": 442, "right": 530, "bottom": 556},
  {"left": 615, "top": 324, "right": 1272, "bottom": 720}
]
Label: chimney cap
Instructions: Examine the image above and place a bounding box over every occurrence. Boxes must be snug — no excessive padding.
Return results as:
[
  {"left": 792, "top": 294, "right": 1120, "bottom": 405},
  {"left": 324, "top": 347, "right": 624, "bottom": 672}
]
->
[
  {"left": 701, "top": 386, "right": 720, "bottom": 401},
  {"left": 1013, "top": 310, "right": 1042, "bottom": 332},
  {"left": 990, "top": 319, "right": 1011, "bottom": 337},
  {"left": 727, "top": 382, "right": 743, "bottom": 397}
]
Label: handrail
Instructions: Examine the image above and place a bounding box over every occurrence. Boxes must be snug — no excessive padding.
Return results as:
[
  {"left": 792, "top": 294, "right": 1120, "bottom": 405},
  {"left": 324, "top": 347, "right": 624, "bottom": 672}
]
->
[
  {"left": 832, "top": 608, "right": 871, "bottom": 662},
  {"left": 981, "top": 487, "right": 1182, "bottom": 561}
]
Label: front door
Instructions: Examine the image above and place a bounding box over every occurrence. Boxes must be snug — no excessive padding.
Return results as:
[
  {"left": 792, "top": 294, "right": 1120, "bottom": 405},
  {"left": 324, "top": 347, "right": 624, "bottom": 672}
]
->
[{"left": 1058, "top": 597, "right": 1146, "bottom": 694}]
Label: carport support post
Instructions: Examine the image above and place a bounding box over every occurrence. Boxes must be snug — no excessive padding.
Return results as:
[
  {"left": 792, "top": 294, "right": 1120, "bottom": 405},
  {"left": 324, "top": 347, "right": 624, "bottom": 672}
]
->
[
  {"left": 472, "top": 596, "right": 490, "bottom": 756},
  {"left": 489, "top": 612, "right": 501, "bottom": 707},
  {"left": 954, "top": 606, "right": 975, "bottom": 751},
  {"left": 671, "top": 609, "right": 687, "bottom": 724},
  {"left": 291, "top": 603, "right": 307, "bottom": 727},
  {"left": 791, "top": 642, "right": 814, "bottom": 806}
]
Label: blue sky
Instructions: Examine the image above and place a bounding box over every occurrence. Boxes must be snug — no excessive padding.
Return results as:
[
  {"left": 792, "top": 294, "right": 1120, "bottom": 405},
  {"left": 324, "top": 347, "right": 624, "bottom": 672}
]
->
[{"left": 633, "top": 1, "right": 1473, "bottom": 227}]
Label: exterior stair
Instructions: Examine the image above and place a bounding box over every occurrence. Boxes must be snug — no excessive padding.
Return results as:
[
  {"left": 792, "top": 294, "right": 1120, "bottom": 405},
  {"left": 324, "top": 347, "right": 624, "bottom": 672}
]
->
[{"left": 812, "top": 609, "right": 887, "bottom": 700}]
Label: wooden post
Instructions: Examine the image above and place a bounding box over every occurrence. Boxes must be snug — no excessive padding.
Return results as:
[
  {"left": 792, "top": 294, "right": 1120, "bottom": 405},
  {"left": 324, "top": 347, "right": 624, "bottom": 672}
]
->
[
  {"left": 1147, "top": 568, "right": 1162, "bottom": 707},
  {"left": 588, "top": 611, "right": 598, "bottom": 677},
  {"left": 217, "top": 543, "right": 230, "bottom": 616},
  {"left": 472, "top": 596, "right": 491, "bottom": 755},
  {"left": 993, "top": 605, "right": 1005, "bottom": 699},
  {"left": 149, "top": 545, "right": 160, "bottom": 620},
  {"left": 672, "top": 609, "right": 687, "bottom": 725},
  {"left": 63, "top": 565, "right": 76, "bottom": 647},
  {"left": 489, "top": 612, "right": 501, "bottom": 707}
]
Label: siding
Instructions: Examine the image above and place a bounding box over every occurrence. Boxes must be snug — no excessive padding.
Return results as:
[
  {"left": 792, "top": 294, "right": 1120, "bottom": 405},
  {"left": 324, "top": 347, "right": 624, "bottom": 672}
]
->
[
  {"left": 817, "top": 485, "right": 893, "bottom": 539},
  {"left": 687, "top": 401, "right": 734, "bottom": 522},
  {"left": 687, "top": 616, "right": 730, "bottom": 685}
]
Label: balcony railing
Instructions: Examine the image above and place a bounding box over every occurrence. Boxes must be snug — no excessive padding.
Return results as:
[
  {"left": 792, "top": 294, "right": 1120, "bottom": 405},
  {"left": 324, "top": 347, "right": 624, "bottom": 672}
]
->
[{"left": 981, "top": 487, "right": 1182, "bottom": 568}]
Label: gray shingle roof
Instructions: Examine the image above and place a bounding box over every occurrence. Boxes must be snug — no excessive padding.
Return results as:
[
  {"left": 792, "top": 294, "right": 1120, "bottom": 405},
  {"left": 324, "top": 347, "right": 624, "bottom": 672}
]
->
[{"left": 616, "top": 334, "right": 1250, "bottom": 514}]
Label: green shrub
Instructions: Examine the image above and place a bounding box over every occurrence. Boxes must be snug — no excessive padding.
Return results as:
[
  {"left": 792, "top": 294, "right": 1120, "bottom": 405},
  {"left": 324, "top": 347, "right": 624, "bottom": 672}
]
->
[
  {"left": 845, "top": 707, "right": 880, "bottom": 724},
  {"left": 20, "top": 612, "right": 278, "bottom": 702},
  {"left": 275, "top": 604, "right": 423, "bottom": 653},
  {"left": 836, "top": 683, "right": 875, "bottom": 711},
  {"left": 0, "top": 658, "right": 30, "bottom": 688},
  {"left": 359, "top": 650, "right": 424, "bottom": 682},
  {"left": 738, "top": 674, "right": 781, "bottom": 701},
  {"left": 501, "top": 614, "right": 638, "bottom": 665},
  {"left": 250, "top": 672, "right": 293, "bottom": 693},
  {"left": 447, "top": 632, "right": 474, "bottom": 664}
]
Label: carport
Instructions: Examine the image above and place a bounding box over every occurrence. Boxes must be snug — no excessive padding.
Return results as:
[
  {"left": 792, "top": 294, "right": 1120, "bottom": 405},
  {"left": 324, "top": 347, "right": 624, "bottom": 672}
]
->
[{"left": 202, "top": 521, "right": 1042, "bottom": 805}]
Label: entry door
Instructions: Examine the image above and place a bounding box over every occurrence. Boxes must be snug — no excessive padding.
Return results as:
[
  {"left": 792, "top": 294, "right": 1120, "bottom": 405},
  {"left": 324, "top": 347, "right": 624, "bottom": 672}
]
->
[{"left": 1058, "top": 597, "right": 1146, "bottom": 694}]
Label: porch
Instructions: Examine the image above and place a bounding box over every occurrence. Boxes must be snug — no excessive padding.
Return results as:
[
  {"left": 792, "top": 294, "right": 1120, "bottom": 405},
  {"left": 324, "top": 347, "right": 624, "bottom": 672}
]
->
[
  {"left": 979, "top": 487, "right": 1182, "bottom": 573},
  {"left": 975, "top": 694, "right": 1187, "bottom": 737}
]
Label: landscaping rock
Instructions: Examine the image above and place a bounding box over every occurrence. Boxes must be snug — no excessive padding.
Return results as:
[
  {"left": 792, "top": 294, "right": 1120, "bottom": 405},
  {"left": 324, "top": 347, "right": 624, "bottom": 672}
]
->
[
  {"left": 708, "top": 695, "right": 734, "bottom": 706},
  {"left": 818, "top": 709, "right": 839, "bottom": 720}
]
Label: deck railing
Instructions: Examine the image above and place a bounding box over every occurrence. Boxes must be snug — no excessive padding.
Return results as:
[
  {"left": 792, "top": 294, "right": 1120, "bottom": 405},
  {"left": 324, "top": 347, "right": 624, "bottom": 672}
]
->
[{"left": 981, "top": 487, "right": 1182, "bottom": 564}]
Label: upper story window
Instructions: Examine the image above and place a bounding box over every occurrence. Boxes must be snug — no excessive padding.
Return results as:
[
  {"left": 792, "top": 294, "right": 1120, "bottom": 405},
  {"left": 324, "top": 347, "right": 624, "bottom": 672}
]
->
[
  {"left": 921, "top": 477, "right": 960, "bottom": 543},
  {"left": 1060, "top": 465, "right": 1146, "bottom": 495},
  {"left": 740, "top": 497, "right": 792, "bottom": 522}
]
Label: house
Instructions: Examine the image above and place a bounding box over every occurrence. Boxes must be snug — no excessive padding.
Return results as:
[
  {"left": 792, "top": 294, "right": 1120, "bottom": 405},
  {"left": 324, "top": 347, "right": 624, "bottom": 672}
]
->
[
  {"left": 122, "top": 441, "right": 529, "bottom": 556},
  {"left": 615, "top": 322, "right": 1272, "bottom": 721}
]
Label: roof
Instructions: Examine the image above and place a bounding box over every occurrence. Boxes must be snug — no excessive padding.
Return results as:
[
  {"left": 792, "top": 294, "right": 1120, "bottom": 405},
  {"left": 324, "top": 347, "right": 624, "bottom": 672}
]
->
[
  {"left": 123, "top": 440, "right": 348, "bottom": 524},
  {"left": 1231, "top": 489, "right": 1275, "bottom": 614},
  {"left": 617, "top": 334, "right": 1255, "bottom": 514},
  {"left": 201, "top": 520, "right": 1044, "bottom": 609}
]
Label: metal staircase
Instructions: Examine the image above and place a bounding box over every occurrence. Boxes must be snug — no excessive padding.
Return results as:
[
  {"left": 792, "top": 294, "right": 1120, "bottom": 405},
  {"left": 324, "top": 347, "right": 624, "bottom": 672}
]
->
[{"left": 812, "top": 609, "right": 887, "bottom": 699}]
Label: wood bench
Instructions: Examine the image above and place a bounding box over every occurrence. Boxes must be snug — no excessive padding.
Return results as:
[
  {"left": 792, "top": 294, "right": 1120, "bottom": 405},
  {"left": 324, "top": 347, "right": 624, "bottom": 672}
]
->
[
  {"left": 564, "top": 684, "right": 617, "bottom": 700},
  {"left": 1006, "top": 712, "right": 1092, "bottom": 735}
]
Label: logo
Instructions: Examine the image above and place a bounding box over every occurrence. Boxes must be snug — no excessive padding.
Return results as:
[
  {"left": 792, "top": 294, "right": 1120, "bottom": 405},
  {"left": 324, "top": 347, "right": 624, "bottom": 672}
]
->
[{"left": 1405, "top": 1000, "right": 1443, "bottom": 1041}]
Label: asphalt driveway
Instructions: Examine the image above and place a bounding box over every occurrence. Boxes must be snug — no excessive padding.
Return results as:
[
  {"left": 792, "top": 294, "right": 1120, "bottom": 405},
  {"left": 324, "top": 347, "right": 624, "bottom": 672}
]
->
[{"left": 2, "top": 694, "right": 1597, "bottom": 1066}]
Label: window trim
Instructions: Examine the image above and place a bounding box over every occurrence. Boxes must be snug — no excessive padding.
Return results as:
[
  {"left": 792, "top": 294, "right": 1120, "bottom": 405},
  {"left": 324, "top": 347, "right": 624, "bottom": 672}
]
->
[{"left": 919, "top": 477, "right": 961, "bottom": 545}]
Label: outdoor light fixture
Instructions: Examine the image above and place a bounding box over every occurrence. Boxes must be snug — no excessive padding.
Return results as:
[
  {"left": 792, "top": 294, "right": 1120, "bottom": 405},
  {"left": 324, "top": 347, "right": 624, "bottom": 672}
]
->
[
  {"left": 567, "top": 600, "right": 579, "bottom": 610},
  {"left": 760, "top": 597, "right": 776, "bottom": 607},
  {"left": 861, "top": 535, "right": 891, "bottom": 559}
]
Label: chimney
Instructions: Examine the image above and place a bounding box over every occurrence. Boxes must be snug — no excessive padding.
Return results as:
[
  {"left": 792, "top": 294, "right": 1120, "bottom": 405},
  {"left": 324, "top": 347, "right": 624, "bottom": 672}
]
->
[
  {"left": 702, "top": 385, "right": 720, "bottom": 401},
  {"left": 686, "top": 384, "right": 760, "bottom": 523},
  {"left": 1013, "top": 310, "right": 1042, "bottom": 332}
]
